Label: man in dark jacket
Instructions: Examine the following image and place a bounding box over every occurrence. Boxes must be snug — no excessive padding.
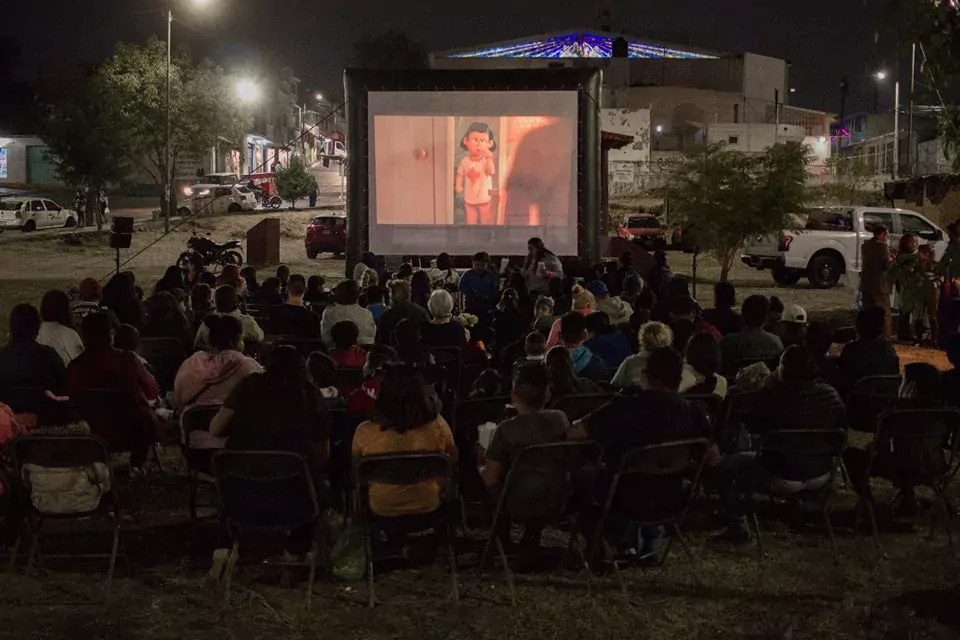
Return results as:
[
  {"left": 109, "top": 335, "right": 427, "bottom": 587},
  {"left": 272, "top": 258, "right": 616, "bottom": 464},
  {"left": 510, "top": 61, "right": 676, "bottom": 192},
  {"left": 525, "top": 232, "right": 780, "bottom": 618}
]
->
[
  {"left": 559, "top": 312, "right": 608, "bottom": 383},
  {"left": 860, "top": 225, "right": 893, "bottom": 337}
]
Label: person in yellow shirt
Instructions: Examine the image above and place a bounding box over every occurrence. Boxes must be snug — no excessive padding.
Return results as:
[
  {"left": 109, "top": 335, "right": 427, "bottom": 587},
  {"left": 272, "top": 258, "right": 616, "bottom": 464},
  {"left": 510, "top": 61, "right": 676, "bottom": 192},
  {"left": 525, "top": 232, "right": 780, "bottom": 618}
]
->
[{"left": 351, "top": 366, "right": 458, "bottom": 517}]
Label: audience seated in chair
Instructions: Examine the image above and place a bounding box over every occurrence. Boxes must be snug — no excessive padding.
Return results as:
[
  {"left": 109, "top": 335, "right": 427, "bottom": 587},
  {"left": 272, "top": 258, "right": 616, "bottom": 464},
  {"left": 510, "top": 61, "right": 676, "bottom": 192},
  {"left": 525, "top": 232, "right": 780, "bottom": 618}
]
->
[
  {"left": 271, "top": 274, "right": 323, "bottom": 339},
  {"left": 422, "top": 290, "right": 469, "bottom": 349},
  {"left": 703, "top": 282, "right": 744, "bottom": 337},
  {"left": 805, "top": 322, "right": 839, "bottom": 387},
  {"left": 174, "top": 315, "right": 261, "bottom": 445},
  {"left": 713, "top": 345, "right": 846, "bottom": 544},
  {"left": 611, "top": 321, "right": 673, "bottom": 389},
  {"left": 569, "top": 346, "right": 712, "bottom": 557},
  {"left": 346, "top": 345, "right": 399, "bottom": 417},
  {"left": 679, "top": 331, "right": 727, "bottom": 397},
  {"left": 392, "top": 320, "right": 434, "bottom": 367},
  {"left": 68, "top": 312, "right": 160, "bottom": 469},
  {"left": 251, "top": 276, "right": 283, "bottom": 308},
  {"left": 37, "top": 290, "right": 84, "bottom": 366},
  {"left": 195, "top": 285, "right": 264, "bottom": 351},
  {"left": 307, "top": 352, "right": 347, "bottom": 409},
  {"left": 377, "top": 280, "right": 429, "bottom": 346},
  {"left": 365, "top": 285, "right": 386, "bottom": 323},
  {"left": 351, "top": 366, "right": 458, "bottom": 517},
  {"left": 545, "top": 286, "right": 595, "bottom": 350},
  {"left": 320, "top": 280, "right": 377, "bottom": 349},
  {"left": 304, "top": 275, "right": 331, "bottom": 308},
  {"left": 584, "top": 312, "right": 631, "bottom": 374},
  {"left": 838, "top": 306, "right": 900, "bottom": 396},
  {"left": 143, "top": 290, "right": 195, "bottom": 353},
  {"left": 458, "top": 251, "right": 501, "bottom": 317},
  {"left": 482, "top": 364, "right": 571, "bottom": 550},
  {"left": 72, "top": 277, "right": 121, "bottom": 329},
  {"left": 330, "top": 321, "right": 366, "bottom": 368},
  {"left": 556, "top": 312, "right": 607, "bottom": 383},
  {"left": 843, "top": 362, "right": 948, "bottom": 518},
  {"left": 668, "top": 294, "right": 720, "bottom": 353},
  {"left": 0, "top": 303, "right": 67, "bottom": 395},
  {"left": 719, "top": 295, "right": 784, "bottom": 371},
  {"left": 545, "top": 346, "right": 602, "bottom": 407}
]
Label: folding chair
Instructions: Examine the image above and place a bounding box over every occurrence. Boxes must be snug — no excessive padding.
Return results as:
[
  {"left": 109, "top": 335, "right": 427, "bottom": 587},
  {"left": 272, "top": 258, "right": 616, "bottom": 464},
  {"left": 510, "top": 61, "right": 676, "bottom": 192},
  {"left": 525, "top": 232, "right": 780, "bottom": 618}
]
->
[
  {"left": 714, "top": 389, "right": 762, "bottom": 453},
  {"left": 552, "top": 394, "right": 616, "bottom": 423},
  {"left": 854, "top": 408, "right": 960, "bottom": 557},
  {"left": 480, "top": 441, "right": 602, "bottom": 603},
  {"left": 181, "top": 405, "right": 222, "bottom": 522},
  {"left": 846, "top": 375, "right": 902, "bottom": 433},
  {"left": 745, "top": 429, "right": 847, "bottom": 560},
  {"left": 459, "top": 364, "right": 486, "bottom": 398},
  {"left": 417, "top": 364, "right": 449, "bottom": 408},
  {"left": 138, "top": 337, "right": 187, "bottom": 393},
  {"left": 353, "top": 453, "right": 458, "bottom": 607},
  {"left": 428, "top": 347, "right": 463, "bottom": 399},
  {"left": 681, "top": 393, "right": 722, "bottom": 427},
  {"left": 589, "top": 439, "right": 709, "bottom": 580},
  {"left": 211, "top": 450, "right": 323, "bottom": 609},
  {"left": 10, "top": 435, "right": 125, "bottom": 600}
]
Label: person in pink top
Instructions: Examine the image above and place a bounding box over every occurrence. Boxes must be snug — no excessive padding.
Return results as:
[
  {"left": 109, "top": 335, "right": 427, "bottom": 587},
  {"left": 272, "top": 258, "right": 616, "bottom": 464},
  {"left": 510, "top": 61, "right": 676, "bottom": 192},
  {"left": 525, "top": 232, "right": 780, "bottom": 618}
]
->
[
  {"left": 174, "top": 315, "right": 261, "bottom": 446},
  {"left": 545, "top": 285, "right": 596, "bottom": 350}
]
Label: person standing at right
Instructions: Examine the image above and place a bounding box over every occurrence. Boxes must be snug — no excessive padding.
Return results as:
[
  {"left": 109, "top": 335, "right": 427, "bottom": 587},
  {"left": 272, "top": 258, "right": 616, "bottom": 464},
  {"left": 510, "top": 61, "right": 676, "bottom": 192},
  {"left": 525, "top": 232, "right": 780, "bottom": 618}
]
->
[{"left": 860, "top": 225, "right": 893, "bottom": 337}]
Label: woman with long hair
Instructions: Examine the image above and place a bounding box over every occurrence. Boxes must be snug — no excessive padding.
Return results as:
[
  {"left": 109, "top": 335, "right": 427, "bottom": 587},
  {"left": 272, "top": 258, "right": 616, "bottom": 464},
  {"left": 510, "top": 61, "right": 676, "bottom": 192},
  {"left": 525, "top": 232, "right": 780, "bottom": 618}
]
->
[
  {"left": 37, "top": 290, "right": 84, "bottom": 365},
  {"left": 545, "top": 346, "right": 599, "bottom": 404},
  {"left": 411, "top": 270, "right": 431, "bottom": 309},
  {"left": 352, "top": 365, "right": 457, "bottom": 517},
  {"left": 522, "top": 237, "right": 563, "bottom": 294},
  {"left": 155, "top": 265, "right": 187, "bottom": 295},
  {"left": 143, "top": 291, "right": 195, "bottom": 352},
  {"left": 102, "top": 272, "right": 146, "bottom": 329},
  {"left": 428, "top": 252, "right": 460, "bottom": 287}
]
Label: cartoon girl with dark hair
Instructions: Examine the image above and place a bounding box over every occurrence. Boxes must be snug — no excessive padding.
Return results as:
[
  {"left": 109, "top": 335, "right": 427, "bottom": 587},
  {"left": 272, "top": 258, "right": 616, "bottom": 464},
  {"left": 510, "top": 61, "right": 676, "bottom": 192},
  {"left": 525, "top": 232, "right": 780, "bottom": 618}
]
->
[{"left": 455, "top": 121, "right": 497, "bottom": 225}]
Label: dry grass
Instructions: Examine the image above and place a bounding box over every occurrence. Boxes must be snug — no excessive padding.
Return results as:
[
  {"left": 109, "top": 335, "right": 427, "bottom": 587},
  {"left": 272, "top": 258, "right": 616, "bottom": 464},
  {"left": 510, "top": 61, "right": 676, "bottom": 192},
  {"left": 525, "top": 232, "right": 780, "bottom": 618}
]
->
[{"left": 0, "top": 461, "right": 957, "bottom": 640}]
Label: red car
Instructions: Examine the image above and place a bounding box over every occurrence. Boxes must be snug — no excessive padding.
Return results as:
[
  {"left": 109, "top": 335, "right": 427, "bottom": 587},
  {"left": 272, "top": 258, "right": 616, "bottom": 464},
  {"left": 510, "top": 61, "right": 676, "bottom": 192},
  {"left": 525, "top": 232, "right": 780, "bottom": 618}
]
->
[
  {"left": 618, "top": 214, "right": 666, "bottom": 250},
  {"left": 305, "top": 213, "right": 347, "bottom": 258}
]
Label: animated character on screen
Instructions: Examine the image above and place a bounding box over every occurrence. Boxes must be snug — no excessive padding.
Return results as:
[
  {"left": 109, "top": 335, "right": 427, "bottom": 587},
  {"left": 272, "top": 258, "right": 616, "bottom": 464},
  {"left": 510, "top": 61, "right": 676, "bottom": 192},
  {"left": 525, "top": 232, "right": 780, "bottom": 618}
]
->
[{"left": 455, "top": 122, "right": 497, "bottom": 226}]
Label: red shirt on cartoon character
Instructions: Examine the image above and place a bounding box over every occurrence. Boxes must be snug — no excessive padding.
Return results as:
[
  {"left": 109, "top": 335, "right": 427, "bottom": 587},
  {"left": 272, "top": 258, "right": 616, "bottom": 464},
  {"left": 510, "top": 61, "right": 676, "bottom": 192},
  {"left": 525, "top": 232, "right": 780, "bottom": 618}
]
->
[{"left": 455, "top": 122, "right": 497, "bottom": 226}]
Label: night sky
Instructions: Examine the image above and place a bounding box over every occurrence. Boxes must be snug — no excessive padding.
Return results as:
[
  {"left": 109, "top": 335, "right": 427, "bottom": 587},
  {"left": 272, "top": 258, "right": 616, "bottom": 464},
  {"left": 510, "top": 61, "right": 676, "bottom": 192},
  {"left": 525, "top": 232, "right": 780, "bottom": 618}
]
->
[{"left": 11, "top": 0, "right": 898, "bottom": 115}]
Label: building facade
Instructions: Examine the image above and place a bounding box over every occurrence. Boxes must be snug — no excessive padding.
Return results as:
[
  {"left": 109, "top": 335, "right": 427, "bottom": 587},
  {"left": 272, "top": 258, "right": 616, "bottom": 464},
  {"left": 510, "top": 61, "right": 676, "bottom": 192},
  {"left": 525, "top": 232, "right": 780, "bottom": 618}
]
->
[{"left": 0, "top": 136, "right": 61, "bottom": 187}]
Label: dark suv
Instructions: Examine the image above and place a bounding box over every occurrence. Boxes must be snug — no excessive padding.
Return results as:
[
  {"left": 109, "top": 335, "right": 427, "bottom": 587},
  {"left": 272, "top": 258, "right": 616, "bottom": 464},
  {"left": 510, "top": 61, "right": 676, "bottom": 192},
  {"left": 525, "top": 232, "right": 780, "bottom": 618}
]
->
[{"left": 305, "top": 214, "right": 347, "bottom": 258}]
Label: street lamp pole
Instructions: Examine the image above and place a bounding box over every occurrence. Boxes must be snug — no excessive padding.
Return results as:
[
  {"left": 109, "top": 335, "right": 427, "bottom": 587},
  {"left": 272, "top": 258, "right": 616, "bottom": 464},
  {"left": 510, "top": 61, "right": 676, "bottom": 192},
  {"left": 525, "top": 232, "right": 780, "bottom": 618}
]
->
[
  {"left": 165, "top": 8, "right": 172, "bottom": 233},
  {"left": 893, "top": 79, "right": 900, "bottom": 180}
]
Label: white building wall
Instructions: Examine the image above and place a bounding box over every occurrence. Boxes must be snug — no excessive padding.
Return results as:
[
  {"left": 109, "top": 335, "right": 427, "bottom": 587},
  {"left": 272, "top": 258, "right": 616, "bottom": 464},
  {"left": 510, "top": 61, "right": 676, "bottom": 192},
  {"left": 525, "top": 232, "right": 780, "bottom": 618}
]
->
[
  {"left": 601, "top": 107, "right": 651, "bottom": 197},
  {"left": 0, "top": 136, "right": 49, "bottom": 185}
]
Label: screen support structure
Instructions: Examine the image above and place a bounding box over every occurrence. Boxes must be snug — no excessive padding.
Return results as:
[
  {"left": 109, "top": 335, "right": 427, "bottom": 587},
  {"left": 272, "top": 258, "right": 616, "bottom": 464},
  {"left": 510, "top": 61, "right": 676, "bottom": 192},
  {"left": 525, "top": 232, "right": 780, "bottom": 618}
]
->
[{"left": 344, "top": 68, "right": 602, "bottom": 278}]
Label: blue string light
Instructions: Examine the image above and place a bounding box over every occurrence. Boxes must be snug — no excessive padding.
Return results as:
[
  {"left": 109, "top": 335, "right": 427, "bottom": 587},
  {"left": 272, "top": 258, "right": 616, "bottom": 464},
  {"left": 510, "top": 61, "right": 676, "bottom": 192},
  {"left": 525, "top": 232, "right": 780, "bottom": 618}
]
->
[{"left": 446, "top": 32, "right": 717, "bottom": 60}]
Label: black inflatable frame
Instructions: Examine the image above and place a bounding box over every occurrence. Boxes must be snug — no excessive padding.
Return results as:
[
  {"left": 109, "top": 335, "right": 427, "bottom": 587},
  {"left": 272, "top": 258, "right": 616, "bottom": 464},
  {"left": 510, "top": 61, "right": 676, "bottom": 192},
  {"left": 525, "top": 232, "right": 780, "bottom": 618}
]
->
[{"left": 343, "top": 68, "right": 602, "bottom": 277}]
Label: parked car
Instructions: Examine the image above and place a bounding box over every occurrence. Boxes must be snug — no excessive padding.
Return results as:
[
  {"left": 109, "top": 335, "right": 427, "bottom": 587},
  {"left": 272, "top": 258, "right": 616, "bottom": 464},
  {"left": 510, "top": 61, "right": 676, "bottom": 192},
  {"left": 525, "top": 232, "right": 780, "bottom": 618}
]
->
[
  {"left": 741, "top": 206, "right": 948, "bottom": 289},
  {"left": 305, "top": 213, "right": 347, "bottom": 258},
  {"left": 618, "top": 213, "right": 666, "bottom": 250},
  {"left": 0, "top": 197, "right": 79, "bottom": 232},
  {"left": 185, "top": 184, "right": 258, "bottom": 216}
]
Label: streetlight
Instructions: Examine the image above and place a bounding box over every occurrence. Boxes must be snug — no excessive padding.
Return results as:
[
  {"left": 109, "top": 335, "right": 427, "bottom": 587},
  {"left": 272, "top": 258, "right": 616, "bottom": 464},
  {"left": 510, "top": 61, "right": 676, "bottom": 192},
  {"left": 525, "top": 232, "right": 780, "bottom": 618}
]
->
[
  {"left": 874, "top": 70, "right": 901, "bottom": 179},
  {"left": 164, "top": 0, "right": 214, "bottom": 233},
  {"left": 315, "top": 93, "right": 323, "bottom": 102},
  {"left": 235, "top": 79, "right": 261, "bottom": 104}
]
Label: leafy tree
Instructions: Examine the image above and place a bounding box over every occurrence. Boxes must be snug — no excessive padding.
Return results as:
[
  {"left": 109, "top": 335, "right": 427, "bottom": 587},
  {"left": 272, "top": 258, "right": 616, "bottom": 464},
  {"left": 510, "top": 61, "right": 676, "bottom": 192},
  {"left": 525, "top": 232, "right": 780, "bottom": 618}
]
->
[
  {"left": 96, "top": 38, "right": 250, "bottom": 223},
  {"left": 349, "top": 30, "right": 428, "bottom": 70},
  {"left": 42, "top": 75, "right": 135, "bottom": 228},
  {"left": 880, "top": 1, "right": 960, "bottom": 170},
  {"left": 276, "top": 156, "right": 317, "bottom": 209},
  {"left": 667, "top": 142, "right": 810, "bottom": 282},
  {"left": 822, "top": 156, "right": 878, "bottom": 205}
]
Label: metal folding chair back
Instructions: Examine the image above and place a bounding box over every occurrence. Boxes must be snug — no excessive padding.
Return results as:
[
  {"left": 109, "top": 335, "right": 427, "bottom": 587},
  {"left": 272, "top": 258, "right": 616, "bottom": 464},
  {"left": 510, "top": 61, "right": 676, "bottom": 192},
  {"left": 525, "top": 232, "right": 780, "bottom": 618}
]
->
[
  {"left": 10, "top": 434, "right": 124, "bottom": 599},
  {"left": 715, "top": 389, "right": 761, "bottom": 451},
  {"left": 681, "top": 393, "right": 722, "bottom": 427},
  {"left": 552, "top": 393, "right": 616, "bottom": 422},
  {"left": 590, "top": 438, "right": 709, "bottom": 566},
  {"left": 416, "top": 364, "right": 449, "bottom": 403},
  {"left": 428, "top": 347, "right": 463, "bottom": 395},
  {"left": 210, "top": 450, "right": 323, "bottom": 608},
  {"left": 181, "top": 404, "right": 222, "bottom": 521},
  {"left": 846, "top": 375, "right": 902, "bottom": 433},
  {"left": 138, "top": 337, "right": 187, "bottom": 392},
  {"left": 212, "top": 450, "right": 320, "bottom": 533},
  {"left": 352, "top": 452, "right": 458, "bottom": 607}
]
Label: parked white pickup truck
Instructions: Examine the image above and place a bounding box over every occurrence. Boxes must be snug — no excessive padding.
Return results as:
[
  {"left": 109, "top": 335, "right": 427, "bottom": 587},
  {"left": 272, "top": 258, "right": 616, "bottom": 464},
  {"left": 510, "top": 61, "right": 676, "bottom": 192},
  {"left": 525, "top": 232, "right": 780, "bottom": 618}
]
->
[{"left": 741, "top": 207, "right": 948, "bottom": 289}]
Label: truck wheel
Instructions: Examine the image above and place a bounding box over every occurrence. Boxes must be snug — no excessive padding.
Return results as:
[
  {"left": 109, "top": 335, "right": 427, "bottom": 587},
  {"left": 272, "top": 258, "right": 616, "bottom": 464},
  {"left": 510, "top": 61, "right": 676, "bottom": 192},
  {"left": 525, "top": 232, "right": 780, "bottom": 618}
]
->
[
  {"left": 772, "top": 265, "right": 802, "bottom": 286},
  {"left": 807, "top": 254, "right": 842, "bottom": 289},
  {"left": 227, "top": 203, "right": 242, "bottom": 213}
]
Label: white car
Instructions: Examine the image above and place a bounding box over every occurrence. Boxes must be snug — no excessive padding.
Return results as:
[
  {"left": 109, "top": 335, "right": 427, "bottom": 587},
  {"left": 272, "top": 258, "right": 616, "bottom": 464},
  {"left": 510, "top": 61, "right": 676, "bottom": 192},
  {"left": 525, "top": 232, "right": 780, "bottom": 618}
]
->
[
  {"left": 185, "top": 184, "right": 258, "bottom": 216},
  {"left": 0, "top": 197, "right": 80, "bottom": 232}
]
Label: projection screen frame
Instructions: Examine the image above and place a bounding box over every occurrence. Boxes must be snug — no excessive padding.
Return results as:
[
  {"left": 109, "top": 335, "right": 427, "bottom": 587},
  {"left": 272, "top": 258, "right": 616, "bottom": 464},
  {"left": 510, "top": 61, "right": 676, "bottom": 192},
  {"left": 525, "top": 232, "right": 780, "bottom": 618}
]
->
[{"left": 344, "top": 68, "right": 601, "bottom": 278}]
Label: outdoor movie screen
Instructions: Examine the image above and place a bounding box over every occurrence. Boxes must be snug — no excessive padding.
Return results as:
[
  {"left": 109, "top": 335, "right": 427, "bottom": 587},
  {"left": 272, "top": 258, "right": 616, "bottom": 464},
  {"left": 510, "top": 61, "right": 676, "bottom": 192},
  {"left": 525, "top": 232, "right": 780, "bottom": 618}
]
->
[{"left": 368, "top": 91, "right": 579, "bottom": 256}]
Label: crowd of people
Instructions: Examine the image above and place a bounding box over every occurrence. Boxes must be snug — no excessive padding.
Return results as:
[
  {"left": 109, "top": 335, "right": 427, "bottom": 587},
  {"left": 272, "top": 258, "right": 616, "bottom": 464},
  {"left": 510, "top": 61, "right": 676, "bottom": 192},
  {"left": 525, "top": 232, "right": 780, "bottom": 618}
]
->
[{"left": 0, "top": 234, "right": 956, "bottom": 573}]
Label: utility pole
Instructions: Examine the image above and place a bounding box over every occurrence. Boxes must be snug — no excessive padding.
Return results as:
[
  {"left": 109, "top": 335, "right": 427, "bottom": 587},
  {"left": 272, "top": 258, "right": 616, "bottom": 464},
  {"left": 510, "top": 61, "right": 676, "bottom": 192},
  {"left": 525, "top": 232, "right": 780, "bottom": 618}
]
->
[
  {"left": 774, "top": 88, "right": 780, "bottom": 145},
  {"left": 165, "top": 8, "right": 172, "bottom": 234},
  {"left": 907, "top": 42, "right": 917, "bottom": 177},
  {"left": 893, "top": 79, "right": 901, "bottom": 180}
]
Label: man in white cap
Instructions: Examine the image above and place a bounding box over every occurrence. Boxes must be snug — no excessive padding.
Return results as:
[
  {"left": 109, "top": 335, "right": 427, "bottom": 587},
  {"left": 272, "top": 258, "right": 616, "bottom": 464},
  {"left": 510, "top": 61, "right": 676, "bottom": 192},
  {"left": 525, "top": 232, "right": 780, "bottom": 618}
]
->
[{"left": 781, "top": 303, "right": 808, "bottom": 348}]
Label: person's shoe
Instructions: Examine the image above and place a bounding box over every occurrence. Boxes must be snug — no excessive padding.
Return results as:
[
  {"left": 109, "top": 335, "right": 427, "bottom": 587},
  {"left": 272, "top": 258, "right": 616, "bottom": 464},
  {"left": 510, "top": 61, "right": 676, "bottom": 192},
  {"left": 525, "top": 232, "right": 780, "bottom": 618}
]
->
[{"left": 709, "top": 528, "right": 752, "bottom": 546}]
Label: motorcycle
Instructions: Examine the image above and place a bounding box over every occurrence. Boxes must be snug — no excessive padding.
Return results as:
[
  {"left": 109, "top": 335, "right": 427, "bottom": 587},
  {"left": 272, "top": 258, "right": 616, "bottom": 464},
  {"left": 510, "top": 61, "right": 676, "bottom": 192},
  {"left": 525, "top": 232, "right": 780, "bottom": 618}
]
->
[{"left": 176, "top": 233, "right": 244, "bottom": 271}]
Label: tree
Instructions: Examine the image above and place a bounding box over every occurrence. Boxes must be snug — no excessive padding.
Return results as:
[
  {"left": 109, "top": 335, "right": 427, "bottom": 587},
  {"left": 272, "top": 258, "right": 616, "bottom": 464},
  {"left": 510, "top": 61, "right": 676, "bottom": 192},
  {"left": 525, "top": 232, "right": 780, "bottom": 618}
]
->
[
  {"left": 42, "top": 75, "right": 135, "bottom": 228},
  {"left": 349, "top": 31, "right": 428, "bottom": 70},
  {"left": 276, "top": 156, "right": 317, "bottom": 209},
  {"left": 667, "top": 142, "right": 810, "bottom": 282},
  {"left": 96, "top": 38, "right": 250, "bottom": 220},
  {"left": 823, "top": 156, "right": 877, "bottom": 205},
  {"left": 880, "top": 1, "right": 960, "bottom": 170}
]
